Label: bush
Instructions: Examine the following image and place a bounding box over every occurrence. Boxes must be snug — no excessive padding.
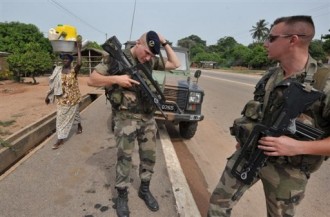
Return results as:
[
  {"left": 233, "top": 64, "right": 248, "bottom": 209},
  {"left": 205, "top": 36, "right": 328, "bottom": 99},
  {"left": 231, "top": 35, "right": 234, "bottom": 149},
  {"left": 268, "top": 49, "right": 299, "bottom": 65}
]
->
[{"left": 0, "top": 70, "right": 13, "bottom": 80}]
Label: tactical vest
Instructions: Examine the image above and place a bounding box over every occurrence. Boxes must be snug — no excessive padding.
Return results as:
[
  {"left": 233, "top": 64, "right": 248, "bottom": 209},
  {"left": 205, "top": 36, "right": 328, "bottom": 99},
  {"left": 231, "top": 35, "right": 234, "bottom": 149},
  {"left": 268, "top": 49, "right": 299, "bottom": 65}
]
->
[
  {"left": 105, "top": 49, "right": 157, "bottom": 114},
  {"left": 231, "top": 64, "right": 330, "bottom": 176}
]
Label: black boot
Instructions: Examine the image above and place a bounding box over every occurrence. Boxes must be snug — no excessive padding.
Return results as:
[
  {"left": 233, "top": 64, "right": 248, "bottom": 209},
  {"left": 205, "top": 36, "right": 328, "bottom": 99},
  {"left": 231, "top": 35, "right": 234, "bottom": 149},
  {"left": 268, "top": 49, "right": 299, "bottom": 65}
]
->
[
  {"left": 116, "top": 188, "right": 130, "bottom": 217},
  {"left": 138, "top": 181, "right": 159, "bottom": 211}
]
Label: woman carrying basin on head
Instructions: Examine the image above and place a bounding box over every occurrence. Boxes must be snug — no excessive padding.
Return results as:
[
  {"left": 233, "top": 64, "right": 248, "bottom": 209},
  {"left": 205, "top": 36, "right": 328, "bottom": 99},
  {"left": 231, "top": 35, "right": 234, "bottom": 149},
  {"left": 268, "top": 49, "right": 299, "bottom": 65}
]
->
[{"left": 45, "top": 40, "right": 83, "bottom": 149}]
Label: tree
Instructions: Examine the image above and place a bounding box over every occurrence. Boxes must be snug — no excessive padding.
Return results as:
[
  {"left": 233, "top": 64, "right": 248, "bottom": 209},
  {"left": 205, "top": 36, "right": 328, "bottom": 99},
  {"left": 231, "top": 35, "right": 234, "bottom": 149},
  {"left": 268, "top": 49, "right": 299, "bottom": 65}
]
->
[
  {"left": 13, "top": 42, "right": 53, "bottom": 83},
  {"left": 85, "top": 41, "right": 102, "bottom": 50},
  {"left": 216, "top": 36, "right": 237, "bottom": 53},
  {"left": 230, "top": 44, "right": 251, "bottom": 67},
  {"left": 321, "top": 29, "right": 330, "bottom": 41},
  {"left": 178, "top": 35, "right": 206, "bottom": 51},
  {"left": 247, "top": 43, "right": 270, "bottom": 69},
  {"left": 193, "top": 52, "right": 223, "bottom": 67},
  {"left": 250, "top": 19, "right": 269, "bottom": 43},
  {"left": 309, "top": 39, "right": 327, "bottom": 63},
  {"left": 190, "top": 44, "right": 205, "bottom": 61},
  {"left": 0, "top": 22, "right": 52, "bottom": 54},
  {"left": 0, "top": 22, "right": 53, "bottom": 82},
  {"left": 323, "top": 40, "right": 330, "bottom": 56},
  {"left": 178, "top": 35, "right": 207, "bottom": 61},
  {"left": 214, "top": 36, "right": 239, "bottom": 67},
  {"left": 321, "top": 30, "right": 330, "bottom": 61},
  {"left": 178, "top": 35, "right": 206, "bottom": 48}
]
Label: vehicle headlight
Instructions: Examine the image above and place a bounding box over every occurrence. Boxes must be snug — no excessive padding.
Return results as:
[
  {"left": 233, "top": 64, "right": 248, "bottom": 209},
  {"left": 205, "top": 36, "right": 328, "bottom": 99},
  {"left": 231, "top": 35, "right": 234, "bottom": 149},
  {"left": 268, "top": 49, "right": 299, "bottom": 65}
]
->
[{"left": 189, "top": 92, "right": 202, "bottom": 104}]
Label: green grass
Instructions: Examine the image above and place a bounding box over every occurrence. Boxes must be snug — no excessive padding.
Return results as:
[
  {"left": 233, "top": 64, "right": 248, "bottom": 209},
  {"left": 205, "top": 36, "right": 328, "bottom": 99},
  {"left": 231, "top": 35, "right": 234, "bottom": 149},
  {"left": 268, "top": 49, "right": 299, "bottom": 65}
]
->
[
  {"left": 0, "top": 120, "right": 16, "bottom": 127},
  {"left": 0, "top": 137, "right": 11, "bottom": 147},
  {"left": 0, "top": 128, "right": 11, "bottom": 137},
  {"left": 11, "top": 113, "right": 24, "bottom": 118}
]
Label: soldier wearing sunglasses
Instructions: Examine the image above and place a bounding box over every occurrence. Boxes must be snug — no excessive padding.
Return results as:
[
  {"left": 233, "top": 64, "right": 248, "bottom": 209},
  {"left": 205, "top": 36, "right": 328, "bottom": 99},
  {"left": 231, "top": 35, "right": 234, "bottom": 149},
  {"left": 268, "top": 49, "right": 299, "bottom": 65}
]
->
[{"left": 208, "top": 15, "right": 330, "bottom": 217}]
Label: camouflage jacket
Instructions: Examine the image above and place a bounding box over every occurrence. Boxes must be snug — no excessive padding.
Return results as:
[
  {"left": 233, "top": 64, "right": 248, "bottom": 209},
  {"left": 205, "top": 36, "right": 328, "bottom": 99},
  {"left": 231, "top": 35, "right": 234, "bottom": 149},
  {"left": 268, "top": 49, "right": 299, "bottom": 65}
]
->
[
  {"left": 94, "top": 48, "right": 165, "bottom": 115},
  {"left": 231, "top": 56, "right": 330, "bottom": 173}
]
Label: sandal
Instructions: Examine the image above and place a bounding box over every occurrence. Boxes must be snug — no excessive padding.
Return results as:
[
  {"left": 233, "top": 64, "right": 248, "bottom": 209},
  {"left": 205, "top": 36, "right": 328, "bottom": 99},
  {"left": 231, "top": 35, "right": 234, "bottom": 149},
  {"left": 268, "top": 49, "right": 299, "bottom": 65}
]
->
[
  {"left": 52, "top": 140, "right": 64, "bottom": 149},
  {"left": 77, "top": 128, "right": 82, "bottom": 134},
  {"left": 77, "top": 124, "right": 83, "bottom": 134}
]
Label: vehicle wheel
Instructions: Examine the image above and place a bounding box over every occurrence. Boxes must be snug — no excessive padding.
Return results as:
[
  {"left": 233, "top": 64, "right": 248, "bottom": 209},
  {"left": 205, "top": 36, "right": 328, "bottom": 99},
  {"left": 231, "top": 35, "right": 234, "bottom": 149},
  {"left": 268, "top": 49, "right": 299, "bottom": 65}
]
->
[{"left": 179, "top": 121, "right": 198, "bottom": 139}]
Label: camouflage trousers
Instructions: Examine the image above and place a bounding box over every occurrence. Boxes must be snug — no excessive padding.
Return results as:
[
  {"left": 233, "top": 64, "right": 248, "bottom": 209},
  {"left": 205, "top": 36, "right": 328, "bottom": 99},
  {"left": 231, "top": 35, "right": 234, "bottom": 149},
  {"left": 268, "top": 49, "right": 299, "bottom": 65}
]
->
[
  {"left": 207, "top": 148, "right": 308, "bottom": 217},
  {"left": 113, "top": 112, "right": 157, "bottom": 189}
]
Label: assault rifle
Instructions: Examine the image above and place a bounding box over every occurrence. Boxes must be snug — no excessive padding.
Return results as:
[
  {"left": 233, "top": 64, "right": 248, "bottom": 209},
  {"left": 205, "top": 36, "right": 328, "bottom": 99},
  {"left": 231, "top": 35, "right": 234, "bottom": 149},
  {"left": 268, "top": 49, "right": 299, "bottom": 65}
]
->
[
  {"left": 101, "top": 36, "right": 167, "bottom": 119},
  {"left": 231, "top": 80, "right": 325, "bottom": 185}
]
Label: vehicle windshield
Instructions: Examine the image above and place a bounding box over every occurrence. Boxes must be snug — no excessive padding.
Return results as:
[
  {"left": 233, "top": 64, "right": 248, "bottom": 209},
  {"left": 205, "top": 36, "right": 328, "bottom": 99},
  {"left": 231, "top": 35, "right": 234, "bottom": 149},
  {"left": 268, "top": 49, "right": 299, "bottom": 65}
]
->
[{"left": 160, "top": 49, "right": 188, "bottom": 70}]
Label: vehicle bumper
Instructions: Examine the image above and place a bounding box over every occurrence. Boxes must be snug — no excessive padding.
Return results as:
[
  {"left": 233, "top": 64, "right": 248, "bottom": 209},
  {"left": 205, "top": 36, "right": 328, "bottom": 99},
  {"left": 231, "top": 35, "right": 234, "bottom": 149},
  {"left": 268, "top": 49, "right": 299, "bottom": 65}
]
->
[{"left": 154, "top": 111, "right": 204, "bottom": 122}]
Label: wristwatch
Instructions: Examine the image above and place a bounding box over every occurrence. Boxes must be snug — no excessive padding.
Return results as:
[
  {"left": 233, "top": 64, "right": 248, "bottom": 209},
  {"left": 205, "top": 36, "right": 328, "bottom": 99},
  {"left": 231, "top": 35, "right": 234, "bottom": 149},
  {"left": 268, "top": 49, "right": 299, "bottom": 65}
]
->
[{"left": 162, "top": 40, "right": 169, "bottom": 47}]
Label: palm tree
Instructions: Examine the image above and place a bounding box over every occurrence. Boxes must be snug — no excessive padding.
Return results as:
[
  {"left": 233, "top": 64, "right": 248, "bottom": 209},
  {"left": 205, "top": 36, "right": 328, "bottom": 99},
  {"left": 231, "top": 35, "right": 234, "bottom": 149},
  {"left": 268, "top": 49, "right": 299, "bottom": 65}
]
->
[{"left": 250, "top": 19, "right": 270, "bottom": 43}]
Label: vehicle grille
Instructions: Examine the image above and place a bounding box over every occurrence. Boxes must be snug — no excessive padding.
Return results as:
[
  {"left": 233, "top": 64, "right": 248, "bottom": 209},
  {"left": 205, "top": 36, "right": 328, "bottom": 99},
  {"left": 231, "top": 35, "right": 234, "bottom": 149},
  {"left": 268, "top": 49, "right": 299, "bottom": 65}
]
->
[{"left": 163, "top": 87, "right": 188, "bottom": 110}]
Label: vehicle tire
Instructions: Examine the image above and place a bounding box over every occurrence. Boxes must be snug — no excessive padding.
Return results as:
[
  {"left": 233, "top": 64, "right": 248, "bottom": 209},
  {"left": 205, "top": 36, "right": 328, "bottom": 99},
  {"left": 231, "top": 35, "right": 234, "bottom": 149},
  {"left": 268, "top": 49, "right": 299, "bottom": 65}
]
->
[{"left": 179, "top": 121, "right": 198, "bottom": 139}]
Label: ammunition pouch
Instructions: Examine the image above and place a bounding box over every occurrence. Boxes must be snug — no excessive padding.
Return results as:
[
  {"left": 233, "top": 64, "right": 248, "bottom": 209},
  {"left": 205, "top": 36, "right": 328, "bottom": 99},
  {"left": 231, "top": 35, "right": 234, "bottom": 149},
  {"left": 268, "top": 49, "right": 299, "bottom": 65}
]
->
[
  {"left": 230, "top": 117, "right": 257, "bottom": 147},
  {"left": 105, "top": 86, "right": 122, "bottom": 110},
  {"left": 243, "top": 100, "right": 262, "bottom": 120},
  {"left": 230, "top": 100, "right": 262, "bottom": 146},
  {"left": 106, "top": 86, "right": 156, "bottom": 114},
  {"left": 287, "top": 155, "right": 326, "bottom": 176},
  {"left": 137, "top": 89, "right": 157, "bottom": 114}
]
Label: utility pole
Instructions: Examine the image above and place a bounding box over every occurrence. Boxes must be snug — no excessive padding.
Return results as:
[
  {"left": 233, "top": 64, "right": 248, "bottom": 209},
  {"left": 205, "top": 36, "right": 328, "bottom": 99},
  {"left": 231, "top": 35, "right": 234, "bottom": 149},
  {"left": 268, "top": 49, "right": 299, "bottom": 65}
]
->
[{"left": 129, "top": 0, "right": 137, "bottom": 41}]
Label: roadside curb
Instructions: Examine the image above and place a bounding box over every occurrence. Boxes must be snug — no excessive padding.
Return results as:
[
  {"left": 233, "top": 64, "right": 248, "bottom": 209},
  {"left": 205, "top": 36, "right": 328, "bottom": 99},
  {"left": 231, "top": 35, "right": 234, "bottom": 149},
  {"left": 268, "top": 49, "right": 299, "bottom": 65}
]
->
[
  {"left": 158, "top": 124, "right": 201, "bottom": 217},
  {"left": 0, "top": 93, "right": 99, "bottom": 175}
]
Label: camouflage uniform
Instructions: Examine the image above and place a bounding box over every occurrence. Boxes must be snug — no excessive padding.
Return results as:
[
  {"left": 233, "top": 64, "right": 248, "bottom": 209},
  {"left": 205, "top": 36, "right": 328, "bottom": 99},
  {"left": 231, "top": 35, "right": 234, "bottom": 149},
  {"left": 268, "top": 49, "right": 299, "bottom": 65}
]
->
[
  {"left": 94, "top": 49, "right": 165, "bottom": 189},
  {"left": 208, "top": 56, "right": 330, "bottom": 217}
]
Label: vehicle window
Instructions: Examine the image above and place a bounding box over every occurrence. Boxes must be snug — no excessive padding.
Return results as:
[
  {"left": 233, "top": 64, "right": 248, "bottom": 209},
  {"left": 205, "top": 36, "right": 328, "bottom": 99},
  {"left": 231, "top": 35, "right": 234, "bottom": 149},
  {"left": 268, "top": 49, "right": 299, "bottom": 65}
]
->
[{"left": 160, "top": 49, "right": 188, "bottom": 70}]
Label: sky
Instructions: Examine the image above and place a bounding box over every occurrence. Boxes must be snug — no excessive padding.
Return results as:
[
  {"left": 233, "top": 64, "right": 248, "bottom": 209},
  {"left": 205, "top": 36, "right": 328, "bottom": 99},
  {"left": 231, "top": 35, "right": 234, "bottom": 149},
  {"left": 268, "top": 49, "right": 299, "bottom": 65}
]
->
[{"left": 0, "top": 0, "right": 329, "bottom": 46}]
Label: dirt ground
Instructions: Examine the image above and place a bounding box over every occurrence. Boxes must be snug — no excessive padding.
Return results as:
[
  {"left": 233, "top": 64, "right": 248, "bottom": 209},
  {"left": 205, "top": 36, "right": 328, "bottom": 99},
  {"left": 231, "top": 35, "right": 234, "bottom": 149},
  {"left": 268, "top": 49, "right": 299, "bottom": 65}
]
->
[{"left": 0, "top": 76, "right": 96, "bottom": 139}]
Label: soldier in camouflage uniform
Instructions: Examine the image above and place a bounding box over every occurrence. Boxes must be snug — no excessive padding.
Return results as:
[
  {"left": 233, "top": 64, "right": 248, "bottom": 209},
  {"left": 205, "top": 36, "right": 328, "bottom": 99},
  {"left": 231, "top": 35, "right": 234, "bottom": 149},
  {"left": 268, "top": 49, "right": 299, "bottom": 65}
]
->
[
  {"left": 207, "top": 16, "right": 330, "bottom": 217},
  {"left": 88, "top": 31, "right": 180, "bottom": 217}
]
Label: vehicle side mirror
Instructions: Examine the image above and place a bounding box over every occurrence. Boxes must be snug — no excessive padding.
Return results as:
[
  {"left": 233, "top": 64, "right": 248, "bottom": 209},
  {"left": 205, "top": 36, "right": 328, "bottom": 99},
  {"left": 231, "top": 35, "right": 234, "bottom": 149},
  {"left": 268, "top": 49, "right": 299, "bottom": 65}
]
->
[{"left": 194, "top": 70, "right": 201, "bottom": 78}]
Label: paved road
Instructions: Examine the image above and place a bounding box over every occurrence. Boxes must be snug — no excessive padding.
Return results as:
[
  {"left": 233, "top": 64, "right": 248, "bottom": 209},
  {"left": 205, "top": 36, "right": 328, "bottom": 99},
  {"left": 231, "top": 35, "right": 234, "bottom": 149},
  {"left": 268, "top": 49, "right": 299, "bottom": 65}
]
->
[
  {"left": 201, "top": 69, "right": 261, "bottom": 87},
  {"left": 0, "top": 95, "right": 197, "bottom": 217}
]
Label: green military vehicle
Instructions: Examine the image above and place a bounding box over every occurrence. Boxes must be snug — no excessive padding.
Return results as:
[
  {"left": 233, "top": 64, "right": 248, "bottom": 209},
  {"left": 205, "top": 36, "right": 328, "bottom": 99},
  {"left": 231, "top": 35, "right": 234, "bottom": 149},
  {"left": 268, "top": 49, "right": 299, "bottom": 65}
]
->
[
  {"left": 152, "top": 46, "right": 205, "bottom": 139},
  {"left": 116, "top": 41, "right": 205, "bottom": 139}
]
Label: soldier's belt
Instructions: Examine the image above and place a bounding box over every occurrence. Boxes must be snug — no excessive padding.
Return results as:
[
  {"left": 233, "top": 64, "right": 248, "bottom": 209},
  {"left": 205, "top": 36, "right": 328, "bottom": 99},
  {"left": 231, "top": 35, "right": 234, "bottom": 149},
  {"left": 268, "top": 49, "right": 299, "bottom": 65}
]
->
[{"left": 117, "top": 110, "right": 152, "bottom": 120}]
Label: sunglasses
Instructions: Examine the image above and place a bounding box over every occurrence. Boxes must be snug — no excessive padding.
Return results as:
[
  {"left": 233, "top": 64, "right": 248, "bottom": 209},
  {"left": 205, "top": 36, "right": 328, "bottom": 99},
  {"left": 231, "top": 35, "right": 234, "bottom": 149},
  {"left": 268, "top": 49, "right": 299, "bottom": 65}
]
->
[{"left": 266, "top": 34, "right": 307, "bottom": 43}]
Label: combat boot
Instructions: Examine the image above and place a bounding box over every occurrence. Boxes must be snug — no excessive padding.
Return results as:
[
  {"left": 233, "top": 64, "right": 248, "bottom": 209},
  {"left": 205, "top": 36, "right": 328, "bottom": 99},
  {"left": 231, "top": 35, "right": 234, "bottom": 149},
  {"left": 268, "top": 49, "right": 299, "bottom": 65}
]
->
[
  {"left": 138, "top": 181, "right": 159, "bottom": 211},
  {"left": 116, "top": 188, "right": 130, "bottom": 217}
]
